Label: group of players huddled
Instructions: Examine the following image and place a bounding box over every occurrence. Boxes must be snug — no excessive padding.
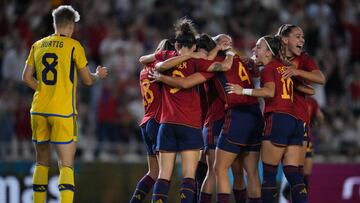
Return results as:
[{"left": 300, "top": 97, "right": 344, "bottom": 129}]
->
[{"left": 131, "top": 17, "right": 326, "bottom": 203}]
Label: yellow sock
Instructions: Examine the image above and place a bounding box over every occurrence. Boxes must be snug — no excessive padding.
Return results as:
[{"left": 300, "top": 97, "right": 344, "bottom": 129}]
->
[
  {"left": 59, "top": 167, "right": 75, "bottom": 203},
  {"left": 32, "top": 165, "right": 49, "bottom": 203}
]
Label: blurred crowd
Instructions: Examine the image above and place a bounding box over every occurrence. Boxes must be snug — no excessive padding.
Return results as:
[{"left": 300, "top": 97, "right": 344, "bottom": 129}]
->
[{"left": 0, "top": 0, "right": 359, "bottom": 162}]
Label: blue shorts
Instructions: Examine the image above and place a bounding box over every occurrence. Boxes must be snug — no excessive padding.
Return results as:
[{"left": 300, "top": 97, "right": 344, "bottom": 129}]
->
[
  {"left": 203, "top": 119, "right": 224, "bottom": 151},
  {"left": 217, "top": 105, "right": 263, "bottom": 154},
  {"left": 263, "top": 113, "right": 304, "bottom": 146},
  {"left": 157, "top": 123, "right": 204, "bottom": 152},
  {"left": 140, "top": 118, "right": 160, "bottom": 155}
]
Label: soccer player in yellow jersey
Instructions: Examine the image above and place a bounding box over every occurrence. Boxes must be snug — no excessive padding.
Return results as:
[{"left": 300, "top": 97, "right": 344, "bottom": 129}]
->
[{"left": 22, "top": 5, "right": 108, "bottom": 203}]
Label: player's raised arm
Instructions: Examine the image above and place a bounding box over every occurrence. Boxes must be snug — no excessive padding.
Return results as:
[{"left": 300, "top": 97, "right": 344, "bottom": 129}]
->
[
  {"left": 226, "top": 81, "right": 275, "bottom": 98},
  {"left": 139, "top": 53, "right": 156, "bottom": 64},
  {"left": 155, "top": 53, "right": 193, "bottom": 72},
  {"left": 149, "top": 70, "right": 206, "bottom": 89},
  {"left": 206, "top": 50, "right": 235, "bottom": 72},
  {"left": 78, "top": 65, "right": 108, "bottom": 86}
]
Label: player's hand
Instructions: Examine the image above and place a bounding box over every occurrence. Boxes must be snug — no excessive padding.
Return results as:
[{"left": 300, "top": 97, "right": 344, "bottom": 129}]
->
[
  {"left": 282, "top": 67, "right": 299, "bottom": 79},
  {"left": 225, "top": 83, "right": 243, "bottom": 95},
  {"left": 148, "top": 69, "right": 162, "bottom": 82},
  {"left": 218, "top": 39, "right": 232, "bottom": 50},
  {"left": 220, "top": 43, "right": 231, "bottom": 51},
  {"left": 96, "top": 66, "right": 108, "bottom": 79}
]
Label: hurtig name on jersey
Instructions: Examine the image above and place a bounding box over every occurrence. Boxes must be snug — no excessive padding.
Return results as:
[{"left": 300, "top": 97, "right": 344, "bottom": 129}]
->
[{"left": 41, "top": 40, "right": 64, "bottom": 48}]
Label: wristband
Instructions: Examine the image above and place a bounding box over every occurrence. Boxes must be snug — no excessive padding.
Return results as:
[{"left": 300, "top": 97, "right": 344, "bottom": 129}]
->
[
  {"left": 94, "top": 73, "right": 100, "bottom": 81},
  {"left": 242, "top": 88, "right": 253, "bottom": 96},
  {"left": 226, "top": 51, "right": 235, "bottom": 56}
]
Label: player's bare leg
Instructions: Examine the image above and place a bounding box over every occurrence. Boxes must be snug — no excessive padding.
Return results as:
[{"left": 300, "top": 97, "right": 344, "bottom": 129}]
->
[
  {"left": 231, "top": 156, "right": 247, "bottom": 203},
  {"left": 201, "top": 149, "right": 216, "bottom": 193},
  {"left": 151, "top": 152, "right": 176, "bottom": 202},
  {"left": 180, "top": 150, "right": 200, "bottom": 202},
  {"left": 261, "top": 140, "right": 286, "bottom": 203},
  {"left": 283, "top": 145, "right": 308, "bottom": 203},
  {"left": 214, "top": 148, "right": 238, "bottom": 202},
  {"left": 243, "top": 151, "right": 261, "bottom": 201}
]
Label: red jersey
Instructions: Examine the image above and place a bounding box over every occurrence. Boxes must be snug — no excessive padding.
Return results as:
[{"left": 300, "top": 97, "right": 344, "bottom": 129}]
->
[
  {"left": 214, "top": 55, "right": 258, "bottom": 110},
  {"left": 204, "top": 79, "right": 225, "bottom": 126},
  {"left": 139, "top": 62, "right": 162, "bottom": 126},
  {"left": 261, "top": 59, "right": 297, "bottom": 117},
  {"left": 155, "top": 50, "right": 177, "bottom": 61},
  {"left": 292, "top": 52, "right": 320, "bottom": 123},
  {"left": 203, "top": 56, "right": 226, "bottom": 125},
  {"left": 139, "top": 50, "right": 177, "bottom": 126},
  {"left": 160, "top": 58, "right": 215, "bottom": 128}
]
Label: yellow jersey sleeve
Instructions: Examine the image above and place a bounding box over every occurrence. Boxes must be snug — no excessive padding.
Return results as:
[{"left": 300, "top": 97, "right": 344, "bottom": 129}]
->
[
  {"left": 25, "top": 44, "right": 36, "bottom": 67},
  {"left": 73, "top": 42, "right": 88, "bottom": 70}
]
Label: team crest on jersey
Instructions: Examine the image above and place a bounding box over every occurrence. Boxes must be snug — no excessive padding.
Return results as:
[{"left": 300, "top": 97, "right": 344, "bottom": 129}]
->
[
  {"left": 135, "top": 194, "right": 141, "bottom": 200},
  {"left": 154, "top": 199, "right": 163, "bottom": 203}
]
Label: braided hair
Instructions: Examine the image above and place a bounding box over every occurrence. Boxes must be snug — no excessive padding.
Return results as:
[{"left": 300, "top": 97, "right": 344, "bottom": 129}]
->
[{"left": 275, "top": 24, "right": 299, "bottom": 66}]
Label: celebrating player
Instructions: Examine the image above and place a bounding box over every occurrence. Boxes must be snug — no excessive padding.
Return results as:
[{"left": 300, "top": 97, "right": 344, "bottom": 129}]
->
[
  {"left": 129, "top": 39, "right": 174, "bottom": 203},
  {"left": 150, "top": 18, "right": 215, "bottom": 203},
  {"left": 226, "top": 35, "right": 314, "bottom": 203}
]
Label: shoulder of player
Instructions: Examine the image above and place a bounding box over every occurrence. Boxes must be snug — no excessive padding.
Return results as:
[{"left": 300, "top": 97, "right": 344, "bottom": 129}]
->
[
  {"left": 64, "top": 37, "right": 83, "bottom": 47},
  {"left": 298, "top": 51, "right": 315, "bottom": 61},
  {"left": 264, "top": 59, "right": 282, "bottom": 69}
]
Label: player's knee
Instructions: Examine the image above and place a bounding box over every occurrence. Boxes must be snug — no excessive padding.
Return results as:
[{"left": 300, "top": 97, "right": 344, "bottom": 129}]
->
[{"left": 57, "top": 159, "right": 74, "bottom": 169}]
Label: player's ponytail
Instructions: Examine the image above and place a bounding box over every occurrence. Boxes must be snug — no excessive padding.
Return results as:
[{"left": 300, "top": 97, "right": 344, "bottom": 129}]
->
[{"left": 174, "top": 17, "right": 197, "bottom": 48}]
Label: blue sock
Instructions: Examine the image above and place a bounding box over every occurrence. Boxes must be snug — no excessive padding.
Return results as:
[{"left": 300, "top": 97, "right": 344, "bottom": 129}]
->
[
  {"left": 262, "top": 163, "right": 278, "bottom": 203},
  {"left": 248, "top": 197, "right": 262, "bottom": 203},
  {"left": 283, "top": 165, "right": 307, "bottom": 203},
  {"left": 180, "top": 178, "right": 196, "bottom": 203},
  {"left": 130, "top": 175, "right": 155, "bottom": 203},
  {"left": 199, "top": 192, "right": 212, "bottom": 203},
  {"left": 233, "top": 188, "right": 247, "bottom": 203},
  {"left": 151, "top": 179, "right": 170, "bottom": 203},
  {"left": 217, "top": 193, "right": 231, "bottom": 203}
]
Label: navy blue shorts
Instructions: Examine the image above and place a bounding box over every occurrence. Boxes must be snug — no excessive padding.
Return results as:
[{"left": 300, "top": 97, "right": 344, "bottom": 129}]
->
[
  {"left": 140, "top": 118, "right": 160, "bottom": 155},
  {"left": 263, "top": 113, "right": 304, "bottom": 146},
  {"left": 217, "top": 105, "right": 263, "bottom": 154},
  {"left": 157, "top": 123, "right": 204, "bottom": 152},
  {"left": 203, "top": 119, "right": 224, "bottom": 151}
]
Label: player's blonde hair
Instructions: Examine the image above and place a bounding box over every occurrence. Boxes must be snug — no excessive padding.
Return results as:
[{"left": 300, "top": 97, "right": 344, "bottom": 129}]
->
[{"left": 52, "top": 5, "right": 80, "bottom": 27}]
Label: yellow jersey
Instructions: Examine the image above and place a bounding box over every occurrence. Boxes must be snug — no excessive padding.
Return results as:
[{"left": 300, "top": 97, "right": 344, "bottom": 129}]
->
[{"left": 25, "top": 34, "right": 88, "bottom": 117}]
